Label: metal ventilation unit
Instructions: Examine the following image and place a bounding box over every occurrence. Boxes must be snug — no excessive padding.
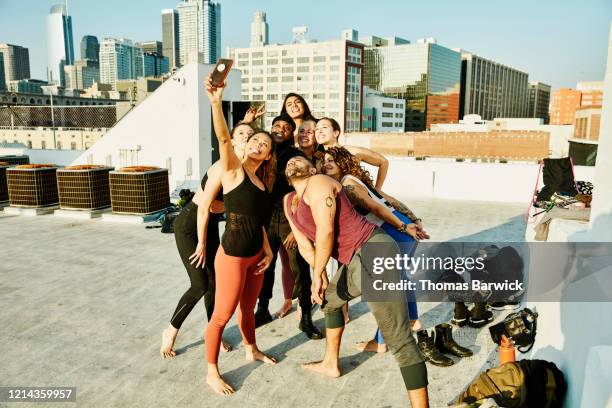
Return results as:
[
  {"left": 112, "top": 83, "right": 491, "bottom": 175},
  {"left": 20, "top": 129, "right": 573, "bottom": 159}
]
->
[
  {"left": 0, "top": 155, "right": 30, "bottom": 165},
  {"left": 109, "top": 166, "right": 170, "bottom": 215},
  {"left": 7, "top": 164, "right": 59, "bottom": 207},
  {"left": 0, "top": 162, "right": 10, "bottom": 203},
  {"left": 57, "top": 165, "right": 114, "bottom": 210}
]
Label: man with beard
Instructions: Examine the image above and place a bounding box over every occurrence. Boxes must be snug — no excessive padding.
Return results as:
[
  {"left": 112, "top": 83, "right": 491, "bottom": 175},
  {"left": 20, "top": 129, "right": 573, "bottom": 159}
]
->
[
  {"left": 254, "top": 113, "right": 323, "bottom": 340},
  {"left": 283, "top": 156, "right": 429, "bottom": 407}
]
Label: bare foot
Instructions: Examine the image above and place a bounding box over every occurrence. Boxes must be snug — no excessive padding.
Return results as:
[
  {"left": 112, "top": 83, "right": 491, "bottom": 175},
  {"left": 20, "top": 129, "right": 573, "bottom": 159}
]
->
[
  {"left": 206, "top": 373, "right": 235, "bottom": 395},
  {"left": 354, "top": 339, "right": 388, "bottom": 353},
  {"left": 221, "top": 339, "right": 232, "bottom": 353},
  {"left": 296, "top": 306, "right": 302, "bottom": 322},
  {"left": 160, "top": 327, "right": 177, "bottom": 358},
  {"left": 245, "top": 347, "right": 277, "bottom": 364},
  {"left": 410, "top": 320, "right": 422, "bottom": 331},
  {"left": 302, "top": 361, "right": 341, "bottom": 378},
  {"left": 274, "top": 299, "right": 293, "bottom": 319}
]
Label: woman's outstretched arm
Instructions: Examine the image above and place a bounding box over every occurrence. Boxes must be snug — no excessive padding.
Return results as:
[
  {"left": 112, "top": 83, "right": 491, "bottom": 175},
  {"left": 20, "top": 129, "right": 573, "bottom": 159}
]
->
[{"left": 204, "top": 75, "right": 241, "bottom": 173}]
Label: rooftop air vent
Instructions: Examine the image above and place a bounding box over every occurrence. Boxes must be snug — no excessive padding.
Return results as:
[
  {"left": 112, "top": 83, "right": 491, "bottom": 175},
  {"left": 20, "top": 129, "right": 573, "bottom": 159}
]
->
[
  {"left": 7, "top": 164, "right": 59, "bottom": 207},
  {"left": 57, "top": 165, "right": 114, "bottom": 210},
  {"left": 109, "top": 166, "right": 170, "bottom": 215}
]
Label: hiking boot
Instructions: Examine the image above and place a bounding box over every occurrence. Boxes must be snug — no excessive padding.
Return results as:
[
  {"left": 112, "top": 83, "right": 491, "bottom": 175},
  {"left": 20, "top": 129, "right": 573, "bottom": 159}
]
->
[
  {"left": 490, "top": 301, "right": 520, "bottom": 311},
  {"left": 434, "top": 323, "right": 473, "bottom": 358},
  {"left": 255, "top": 307, "right": 273, "bottom": 328},
  {"left": 451, "top": 302, "right": 470, "bottom": 327},
  {"left": 298, "top": 311, "right": 323, "bottom": 340},
  {"left": 468, "top": 303, "right": 494, "bottom": 328},
  {"left": 417, "top": 330, "right": 454, "bottom": 367}
]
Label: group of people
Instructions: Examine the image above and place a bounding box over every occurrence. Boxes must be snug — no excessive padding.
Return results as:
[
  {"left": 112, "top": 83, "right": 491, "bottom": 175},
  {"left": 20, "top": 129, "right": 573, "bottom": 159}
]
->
[{"left": 159, "top": 75, "right": 431, "bottom": 407}]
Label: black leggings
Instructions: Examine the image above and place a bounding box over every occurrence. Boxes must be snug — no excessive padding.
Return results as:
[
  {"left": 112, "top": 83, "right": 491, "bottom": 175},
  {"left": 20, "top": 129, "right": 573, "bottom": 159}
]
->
[{"left": 170, "top": 201, "right": 221, "bottom": 329}]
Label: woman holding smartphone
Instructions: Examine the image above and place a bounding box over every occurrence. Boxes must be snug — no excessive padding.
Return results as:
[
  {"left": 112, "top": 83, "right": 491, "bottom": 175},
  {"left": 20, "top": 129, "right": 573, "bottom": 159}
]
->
[{"left": 204, "top": 74, "right": 277, "bottom": 395}]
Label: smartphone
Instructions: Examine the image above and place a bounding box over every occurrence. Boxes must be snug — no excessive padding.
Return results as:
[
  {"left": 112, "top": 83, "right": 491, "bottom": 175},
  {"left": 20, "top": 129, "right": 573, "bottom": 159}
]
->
[{"left": 210, "top": 58, "right": 233, "bottom": 87}]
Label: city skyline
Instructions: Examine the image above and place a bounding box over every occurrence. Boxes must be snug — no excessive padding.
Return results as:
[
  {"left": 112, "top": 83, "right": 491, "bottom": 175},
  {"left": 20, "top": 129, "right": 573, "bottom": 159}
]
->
[{"left": 0, "top": 0, "right": 610, "bottom": 89}]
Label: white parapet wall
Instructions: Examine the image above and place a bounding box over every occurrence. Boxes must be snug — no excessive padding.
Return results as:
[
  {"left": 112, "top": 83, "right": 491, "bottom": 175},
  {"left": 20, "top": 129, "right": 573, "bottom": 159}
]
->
[
  {"left": 70, "top": 63, "right": 242, "bottom": 190},
  {"left": 363, "top": 158, "right": 595, "bottom": 204}
]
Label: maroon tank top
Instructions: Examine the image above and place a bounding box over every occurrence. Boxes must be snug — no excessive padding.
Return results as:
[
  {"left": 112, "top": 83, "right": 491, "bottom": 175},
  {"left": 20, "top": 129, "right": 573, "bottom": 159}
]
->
[{"left": 285, "top": 187, "right": 376, "bottom": 265}]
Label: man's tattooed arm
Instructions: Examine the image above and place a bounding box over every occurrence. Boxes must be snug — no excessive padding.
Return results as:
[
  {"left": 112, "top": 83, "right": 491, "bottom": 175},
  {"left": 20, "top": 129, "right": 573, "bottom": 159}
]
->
[
  {"left": 386, "top": 197, "right": 418, "bottom": 222},
  {"left": 344, "top": 184, "right": 375, "bottom": 213}
]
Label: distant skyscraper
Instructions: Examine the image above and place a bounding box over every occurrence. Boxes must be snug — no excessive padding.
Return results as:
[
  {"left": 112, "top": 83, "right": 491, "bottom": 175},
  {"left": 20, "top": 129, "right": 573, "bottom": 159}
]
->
[
  {"left": 250, "top": 11, "right": 269, "bottom": 48},
  {"left": 0, "top": 43, "right": 31, "bottom": 83},
  {"left": 100, "top": 38, "right": 144, "bottom": 89},
  {"left": 162, "top": 9, "right": 180, "bottom": 69},
  {"left": 292, "top": 26, "right": 308, "bottom": 44},
  {"left": 64, "top": 59, "right": 100, "bottom": 90},
  {"left": 459, "top": 51, "right": 529, "bottom": 120},
  {"left": 177, "top": 0, "right": 221, "bottom": 65},
  {"left": 364, "top": 41, "right": 461, "bottom": 131},
  {"left": 528, "top": 82, "right": 551, "bottom": 123},
  {"left": 0, "top": 53, "right": 5, "bottom": 90},
  {"left": 142, "top": 53, "right": 170, "bottom": 77},
  {"left": 80, "top": 35, "right": 100, "bottom": 62},
  {"left": 137, "top": 41, "right": 163, "bottom": 56},
  {"left": 47, "top": 3, "right": 75, "bottom": 86}
]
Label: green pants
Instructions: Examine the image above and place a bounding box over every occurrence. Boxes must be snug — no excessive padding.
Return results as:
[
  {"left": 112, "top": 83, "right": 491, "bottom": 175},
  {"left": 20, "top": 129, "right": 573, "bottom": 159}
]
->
[{"left": 322, "top": 228, "right": 427, "bottom": 389}]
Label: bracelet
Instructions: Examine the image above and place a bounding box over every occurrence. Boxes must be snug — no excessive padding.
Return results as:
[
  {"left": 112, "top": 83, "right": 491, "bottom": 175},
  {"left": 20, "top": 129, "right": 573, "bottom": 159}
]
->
[{"left": 397, "top": 223, "right": 408, "bottom": 233}]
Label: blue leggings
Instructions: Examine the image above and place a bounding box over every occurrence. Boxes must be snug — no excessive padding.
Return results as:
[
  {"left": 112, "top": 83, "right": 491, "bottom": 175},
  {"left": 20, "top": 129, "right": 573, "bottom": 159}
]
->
[{"left": 374, "top": 211, "right": 418, "bottom": 344}]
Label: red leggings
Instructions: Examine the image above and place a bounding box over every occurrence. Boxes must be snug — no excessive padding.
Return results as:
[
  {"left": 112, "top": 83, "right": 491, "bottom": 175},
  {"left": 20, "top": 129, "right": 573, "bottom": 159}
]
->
[{"left": 205, "top": 245, "right": 265, "bottom": 364}]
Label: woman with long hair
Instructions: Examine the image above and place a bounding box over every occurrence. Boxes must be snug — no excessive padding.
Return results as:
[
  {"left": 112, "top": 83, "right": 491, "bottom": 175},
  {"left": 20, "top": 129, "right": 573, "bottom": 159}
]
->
[
  {"left": 315, "top": 117, "right": 389, "bottom": 190},
  {"left": 280, "top": 93, "right": 316, "bottom": 136},
  {"left": 159, "top": 121, "right": 255, "bottom": 359},
  {"left": 203, "top": 75, "right": 278, "bottom": 395},
  {"left": 323, "top": 146, "right": 429, "bottom": 353}
]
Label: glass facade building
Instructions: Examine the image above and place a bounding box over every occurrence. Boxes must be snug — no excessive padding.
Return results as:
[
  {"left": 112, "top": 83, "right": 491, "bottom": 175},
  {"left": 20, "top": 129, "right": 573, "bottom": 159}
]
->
[
  {"left": 47, "top": 4, "right": 75, "bottom": 86},
  {"left": 459, "top": 52, "right": 529, "bottom": 120},
  {"left": 162, "top": 9, "right": 180, "bottom": 69},
  {"left": 100, "top": 38, "right": 144, "bottom": 89},
  {"left": 230, "top": 39, "right": 364, "bottom": 132},
  {"left": 0, "top": 44, "right": 31, "bottom": 83},
  {"left": 364, "top": 43, "right": 461, "bottom": 131},
  {"left": 177, "top": 0, "right": 221, "bottom": 65},
  {"left": 528, "top": 81, "right": 551, "bottom": 124},
  {"left": 80, "top": 35, "right": 100, "bottom": 62},
  {"left": 64, "top": 59, "right": 100, "bottom": 90},
  {"left": 143, "top": 53, "right": 170, "bottom": 77}
]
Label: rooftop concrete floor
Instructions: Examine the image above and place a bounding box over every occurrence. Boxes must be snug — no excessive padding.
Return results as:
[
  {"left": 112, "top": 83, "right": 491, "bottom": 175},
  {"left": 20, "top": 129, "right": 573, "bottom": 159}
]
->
[{"left": 0, "top": 198, "right": 526, "bottom": 408}]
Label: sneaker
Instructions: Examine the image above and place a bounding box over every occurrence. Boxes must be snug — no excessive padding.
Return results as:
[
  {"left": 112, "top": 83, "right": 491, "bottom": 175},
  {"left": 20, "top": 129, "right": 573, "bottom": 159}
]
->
[{"left": 489, "top": 301, "right": 520, "bottom": 311}]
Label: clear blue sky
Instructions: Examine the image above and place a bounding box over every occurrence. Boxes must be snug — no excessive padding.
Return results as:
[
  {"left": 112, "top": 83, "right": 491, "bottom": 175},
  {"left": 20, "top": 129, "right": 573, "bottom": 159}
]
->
[{"left": 0, "top": 0, "right": 610, "bottom": 89}]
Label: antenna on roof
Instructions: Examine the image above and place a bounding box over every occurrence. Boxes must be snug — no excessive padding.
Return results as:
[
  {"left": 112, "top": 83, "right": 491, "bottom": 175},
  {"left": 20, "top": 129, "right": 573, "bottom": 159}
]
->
[{"left": 65, "top": 0, "right": 69, "bottom": 14}]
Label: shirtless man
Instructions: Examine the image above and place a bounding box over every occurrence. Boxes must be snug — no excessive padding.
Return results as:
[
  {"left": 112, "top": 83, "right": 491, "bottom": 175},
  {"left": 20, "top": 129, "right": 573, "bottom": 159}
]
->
[{"left": 283, "top": 156, "right": 429, "bottom": 407}]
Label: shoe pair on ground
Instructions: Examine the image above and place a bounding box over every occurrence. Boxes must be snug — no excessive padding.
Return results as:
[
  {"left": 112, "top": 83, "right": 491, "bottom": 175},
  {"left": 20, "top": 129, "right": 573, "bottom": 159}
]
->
[
  {"left": 417, "top": 323, "right": 473, "bottom": 367},
  {"left": 255, "top": 305, "right": 323, "bottom": 340},
  {"left": 451, "top": 302, "right": 519, "bottom": 328}
]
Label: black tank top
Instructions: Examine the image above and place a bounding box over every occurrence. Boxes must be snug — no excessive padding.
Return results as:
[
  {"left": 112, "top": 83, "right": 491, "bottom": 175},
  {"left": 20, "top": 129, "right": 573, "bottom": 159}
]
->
[
  {"left": 221, "top": 171, "right": 272, "bottom": 257},
  {"left": 201, "top": 172, "right": 223, "bottom": 202}
]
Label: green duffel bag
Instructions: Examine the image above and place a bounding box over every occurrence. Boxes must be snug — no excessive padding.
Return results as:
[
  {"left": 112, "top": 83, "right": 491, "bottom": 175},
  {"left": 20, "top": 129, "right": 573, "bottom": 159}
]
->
[{"left": 458, "top": 362, "right": 527, "bottom": 408}]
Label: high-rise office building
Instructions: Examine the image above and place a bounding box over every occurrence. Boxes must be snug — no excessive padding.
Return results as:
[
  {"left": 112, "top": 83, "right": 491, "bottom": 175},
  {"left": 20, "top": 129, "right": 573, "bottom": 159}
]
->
[
  {"left": 47, "top": 3, "right": 75, "bottom": 86},
  {"left": 177, "top": 0, "right": 221, "bottom": 65},
  {"left": 142, "top": 53, "right": 170, "bottom": 77},
  {"left": 162, "top": 9, "right": 180, "bottom": 69},
  {"left": 550, "top": 88, "right": 582, "bottom": 125},
  {"left": 137, "top": 41, "right": 164, "bottom": 56},
  {"left": 364, "top": 41, "right": 461, "bottom": 131},
  {"left": 64, "top": 59, "right": 100, "bottom": 90},
  {"left": 0, "top": 53, "right": 5, "bottom": 91},
  {"left": 528, "top": 81, "right": 551, "bottom": 123},
  {"left": 459, "top": 51, "right": 529, "bottom": 121},
  {"left": 229, "top": 33, "right": 364, "bottom": 132},
  {"left": 250, "top": 11, "right": 269, "bottom": 48},
  {"left": 100, "top": 38, "right": 144, "bottom": 89},
  {"left": 0, "top": 43, "right": 31, "bottom": 83},
  {"left": 80, "top": 35, "right": 100, "bottom": 61}
]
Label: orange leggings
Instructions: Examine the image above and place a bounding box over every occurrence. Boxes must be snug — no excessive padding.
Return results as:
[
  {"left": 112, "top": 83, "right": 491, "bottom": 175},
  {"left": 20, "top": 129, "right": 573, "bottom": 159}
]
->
[{"left": 205, "top": 245, "right": 265, "bottom": 364}]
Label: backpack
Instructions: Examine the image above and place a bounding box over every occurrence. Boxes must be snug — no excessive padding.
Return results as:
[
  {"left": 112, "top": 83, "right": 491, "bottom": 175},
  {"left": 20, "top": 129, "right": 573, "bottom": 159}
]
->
[{"left": 457, "top": 360, "right": 566, "bottom": 408}]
